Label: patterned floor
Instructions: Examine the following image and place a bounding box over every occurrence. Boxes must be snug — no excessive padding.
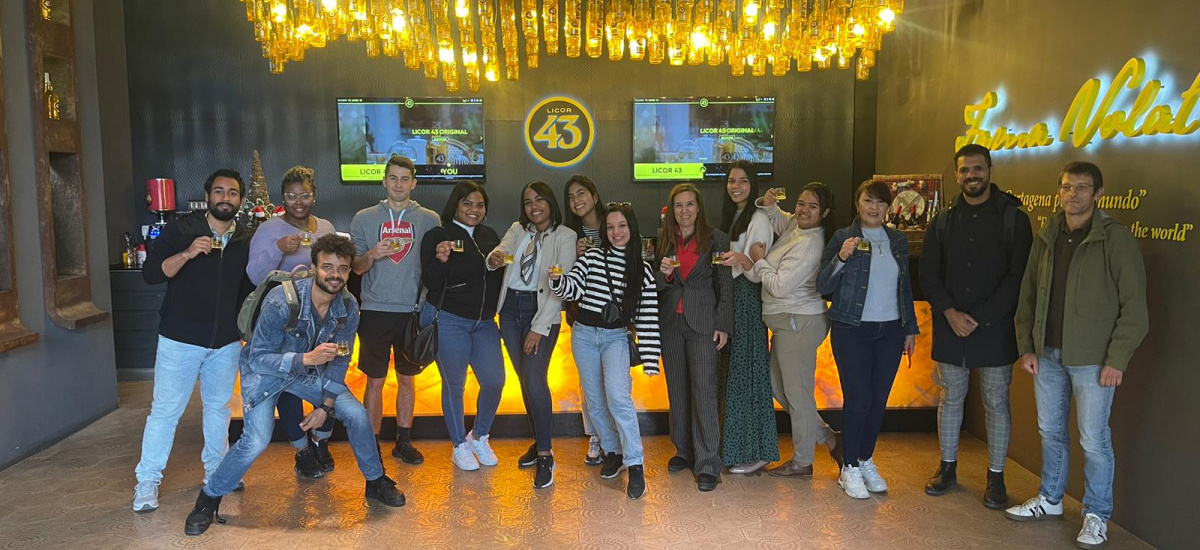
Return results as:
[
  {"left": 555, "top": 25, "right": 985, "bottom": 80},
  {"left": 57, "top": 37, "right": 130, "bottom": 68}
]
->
[{"left": 0, "top": 381, "right": 1152, "bottom": 549}]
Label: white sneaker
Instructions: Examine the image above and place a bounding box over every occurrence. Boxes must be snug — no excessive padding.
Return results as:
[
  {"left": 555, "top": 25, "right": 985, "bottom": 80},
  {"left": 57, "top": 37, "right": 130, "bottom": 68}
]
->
[
  {"left": 132, "top": 481, "right": 159, "bottom": 512},
  {"left": 467, "top": 431, "right": 498, "bottom": 467},
  {"left": 728, "top": 460, "right": 770, "bottom": 475},
  {"left": 1076, "top": 513, "right": 1108, "bottom": 549},
  {"left": 858, "top": 458, "right": 888, "bottom": 493},
  {"left": 452, "top": 442, "right": 480, "bottom": 471},
  {"left": 1004, "top": 494, "right": 1064, "bottom": 521},
  {"left": 838, "top": 465, "right": 870, "bottom": 499}
]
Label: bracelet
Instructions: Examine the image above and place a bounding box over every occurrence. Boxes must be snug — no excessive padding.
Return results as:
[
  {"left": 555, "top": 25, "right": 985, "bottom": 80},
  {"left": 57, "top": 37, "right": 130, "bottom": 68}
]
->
[{"left": 318, "top": 404, "right": 334, "bottom": 415}]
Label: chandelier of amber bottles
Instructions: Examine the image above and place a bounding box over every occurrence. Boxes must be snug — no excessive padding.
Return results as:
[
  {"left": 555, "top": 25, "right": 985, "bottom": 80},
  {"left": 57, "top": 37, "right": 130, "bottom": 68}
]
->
[{"left": 241, "top": 0, "right": 903, "bottom": 91}]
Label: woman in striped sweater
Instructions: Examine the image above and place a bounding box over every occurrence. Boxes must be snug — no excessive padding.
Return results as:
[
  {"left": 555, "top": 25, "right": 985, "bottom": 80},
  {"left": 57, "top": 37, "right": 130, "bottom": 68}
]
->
[{"left": 550, "top": 202, "right": 661, "bottom": 500}]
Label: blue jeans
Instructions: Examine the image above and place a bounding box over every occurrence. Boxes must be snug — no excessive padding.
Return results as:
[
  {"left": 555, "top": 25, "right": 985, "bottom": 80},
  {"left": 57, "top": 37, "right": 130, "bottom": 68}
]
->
[
  {"left": 1035, "top": 347, "right": 1116, "bottom": 521},
  {"left": 421, "top": 303, "right": 505, "bottom": 446},
  {"left": 572, "top": 323, "right": 643, "bottom": 467},
  {"left": 829, "top": 320, "right": 905, "bottom": 465},
  {"left": 205, "top": 376, "right": 384, "bottom": 497},
  {"left": 135, "top": 336, "right": 240, "bottom": 484},
  {"left": 499, "top": 291, "right": 560, "bottom": 452}
]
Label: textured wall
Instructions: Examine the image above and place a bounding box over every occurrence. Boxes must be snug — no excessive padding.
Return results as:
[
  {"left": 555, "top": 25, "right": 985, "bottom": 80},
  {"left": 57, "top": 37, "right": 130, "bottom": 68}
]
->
[
  {"left": 0, "top": 0, "right": 119, "bottom": 470},
  {"left": 876, "top": 1, "right": 1199, "bottom": 547},
  {"left": 119, "top": 0, "right": 873, "bottom": 244}
]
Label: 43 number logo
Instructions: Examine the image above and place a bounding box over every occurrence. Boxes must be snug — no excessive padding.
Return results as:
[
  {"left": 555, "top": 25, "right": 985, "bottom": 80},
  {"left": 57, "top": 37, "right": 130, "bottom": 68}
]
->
[{"left": 525, "top": 97, "right": 594, "bottom": 167}]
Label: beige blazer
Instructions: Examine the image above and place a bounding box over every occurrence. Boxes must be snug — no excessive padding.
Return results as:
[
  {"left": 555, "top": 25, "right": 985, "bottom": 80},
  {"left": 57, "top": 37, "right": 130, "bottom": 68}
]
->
[{"left": 489, "top": 222, "right": 579, "bottom": 336}]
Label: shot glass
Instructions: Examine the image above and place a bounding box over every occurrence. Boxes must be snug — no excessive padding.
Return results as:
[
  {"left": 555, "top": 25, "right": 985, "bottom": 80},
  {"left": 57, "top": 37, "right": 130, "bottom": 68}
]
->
[
  {"left": 669, "top": 254, "right": 680, "bottom": 268},
  {"left": 211, "top": 238, "right": 224, "bottom": 251},
  {"left": 550, "top": 263, "right": 563, "bottom": 277},
  {"left": 774, "top": 188, "right": 787, "bottom": 201},
  {"left": 336, "top": 340, "right": 351, "bottom": 357},
  {"left": 300, "top": 232, "right": 312, "bottom": 246},
  {"left": 711, "top": 252, "right": 724, "bottom": 266},
  {"left": 503, "top": 252, "right": 515, "bottom": 265},
  {"left": 452, "top": 239, "right": 465, "bottom": 253},
  {"left": 388, "top": 238, "right": 402, "bottom": 251},
  {"left": 856, "top": 239, "right": 872, "bottom": 253}
]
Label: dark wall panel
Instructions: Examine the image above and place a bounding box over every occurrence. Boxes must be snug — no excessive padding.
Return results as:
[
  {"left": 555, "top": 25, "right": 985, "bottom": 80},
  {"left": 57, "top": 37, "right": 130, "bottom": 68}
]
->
[
  {"left": 120, "top": 0, "right": 869, "bottom": 242},
  {"left": 875, "top": 1, "right": 1198, "bottom": 547}
]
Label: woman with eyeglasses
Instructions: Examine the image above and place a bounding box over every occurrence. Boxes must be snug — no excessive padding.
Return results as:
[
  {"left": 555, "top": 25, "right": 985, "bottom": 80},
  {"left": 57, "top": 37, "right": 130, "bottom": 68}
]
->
[
  {"left": 712, "top": 161, "right": 779, "bottom": 476},
  {"left": 420, "top": 182, "right": 507, "bottom": 472},
  {"left": 561, "top": 175, "right": 606, "bottom": 465},
  {"left": 655, "top": 183, "right": 734, "bottom": 492},
  {"left": 485, "top": 182, "right": 577, "bottom": 489},
  {"left": 817, "top": 180, "right": 919, "bottom": 500},
  {"left": 749, "top": 182, "right": 842, "bottom": 478},
  {"left": 244, "top": 165, "right": 338, "bottom": 479},
  {"left": 550, "top": 202, "right": 660, "bottom": 500}
]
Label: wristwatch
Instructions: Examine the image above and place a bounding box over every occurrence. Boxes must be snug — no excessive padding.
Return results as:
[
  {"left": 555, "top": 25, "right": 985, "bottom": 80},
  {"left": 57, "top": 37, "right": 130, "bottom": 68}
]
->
[{"left": 318, "top": 403, "right": 334, "bottom": 416}]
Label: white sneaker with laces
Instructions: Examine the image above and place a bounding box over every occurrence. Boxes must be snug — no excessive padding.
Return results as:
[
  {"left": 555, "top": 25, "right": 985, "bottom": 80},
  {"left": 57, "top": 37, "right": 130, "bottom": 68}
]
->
[
  {"left": 838, "top": 465, "right": 870, "bottom": 499},
  {"left": 1004, "top": 494, "right": 1064, "bottom": 521},
  {"left": 452, "top": 441, "right": 480, "bottom": 471},
  {"left": 467, "top": 431, "right": 499, "bottom": 466},
  {"left": 132, "top": 481, "right": 159, "bottom": 512},
  {"left": 858, "top": 458, "right": 888, "bottom": 493},
  {"left": 585, "top": 434, "right": 602, "bottom": 464},
  {"left": 1076, "top": 513, "right": 1108, "bottom": 549}
]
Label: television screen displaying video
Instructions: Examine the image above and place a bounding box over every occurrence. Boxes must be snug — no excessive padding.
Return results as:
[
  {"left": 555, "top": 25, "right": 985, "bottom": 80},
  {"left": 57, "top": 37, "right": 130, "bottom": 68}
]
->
[
  {"left": 336, "top": 97, "right": 485, "bottom": 183},
  {"left": 631, "top": 97, "right": 774, "bottom": 181}
]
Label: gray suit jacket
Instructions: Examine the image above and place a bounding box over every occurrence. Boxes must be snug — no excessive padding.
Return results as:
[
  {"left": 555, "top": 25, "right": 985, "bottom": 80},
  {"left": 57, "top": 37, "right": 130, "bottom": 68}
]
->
[{"left": 655, "top": 229, "right": 735, "bottom": 336}]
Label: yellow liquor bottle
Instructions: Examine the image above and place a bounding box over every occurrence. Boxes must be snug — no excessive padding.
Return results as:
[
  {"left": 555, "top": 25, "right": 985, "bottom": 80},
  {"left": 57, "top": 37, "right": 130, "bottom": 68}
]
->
[{"left": 44, "top": 73, "right": 61, "bottom": 120}]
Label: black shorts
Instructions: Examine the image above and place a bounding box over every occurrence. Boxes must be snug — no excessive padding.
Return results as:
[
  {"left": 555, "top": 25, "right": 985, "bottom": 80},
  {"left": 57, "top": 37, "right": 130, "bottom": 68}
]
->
[{"left": 356, "top": 310, "right": 420, "bottom": 379}]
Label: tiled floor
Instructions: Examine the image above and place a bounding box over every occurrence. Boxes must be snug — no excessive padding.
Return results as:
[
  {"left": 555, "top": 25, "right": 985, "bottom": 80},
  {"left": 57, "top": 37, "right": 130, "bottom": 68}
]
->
[{"left": 0, "top": 381, "right": 1152, "bottom": 549}]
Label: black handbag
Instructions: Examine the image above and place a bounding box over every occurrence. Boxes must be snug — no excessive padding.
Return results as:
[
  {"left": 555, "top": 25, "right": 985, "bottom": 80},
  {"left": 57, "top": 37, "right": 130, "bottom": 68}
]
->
[
  {"left": 398, "top": 277, "right": 447, "bottom": 374},
  {"left": 600, "top": 256, "right": 643, "bottom": 367}
]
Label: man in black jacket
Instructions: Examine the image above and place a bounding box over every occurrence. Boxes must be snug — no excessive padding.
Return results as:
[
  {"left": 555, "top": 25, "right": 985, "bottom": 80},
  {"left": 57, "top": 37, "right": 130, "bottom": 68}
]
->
[
  {"left": 919, "top": 145, "right": 1033, "bottom": 509},
  {"left": 132, "top": 169, "right": 254, "bottom": 514}
]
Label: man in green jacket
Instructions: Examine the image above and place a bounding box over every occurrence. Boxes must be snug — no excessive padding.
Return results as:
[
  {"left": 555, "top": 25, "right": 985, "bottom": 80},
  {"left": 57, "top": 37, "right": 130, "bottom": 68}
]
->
[{"left": 1005, "top": 161, "right": 1148, "bottom": 550}]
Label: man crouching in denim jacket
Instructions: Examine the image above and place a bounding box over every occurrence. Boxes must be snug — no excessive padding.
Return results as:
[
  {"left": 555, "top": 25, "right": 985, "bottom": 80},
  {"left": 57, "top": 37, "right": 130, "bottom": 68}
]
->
[{"left": 185, "top": 234, "right": 405, "bottom": 536}]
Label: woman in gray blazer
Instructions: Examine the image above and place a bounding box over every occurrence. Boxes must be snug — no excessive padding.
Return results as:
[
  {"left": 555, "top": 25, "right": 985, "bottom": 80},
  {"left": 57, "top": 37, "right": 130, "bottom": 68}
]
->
[
  {"left": 486, "top": 182, "right": 578, "bottom": 489},
  {"left": 655, "top": 183, "right": 735, "bottom": 492}
]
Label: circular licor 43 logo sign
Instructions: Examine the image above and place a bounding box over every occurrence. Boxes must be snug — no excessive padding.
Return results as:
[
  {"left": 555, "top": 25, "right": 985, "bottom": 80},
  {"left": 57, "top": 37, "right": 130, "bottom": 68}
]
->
[{"left": 525, "top": 96, "right": 595, "bottom": 167}]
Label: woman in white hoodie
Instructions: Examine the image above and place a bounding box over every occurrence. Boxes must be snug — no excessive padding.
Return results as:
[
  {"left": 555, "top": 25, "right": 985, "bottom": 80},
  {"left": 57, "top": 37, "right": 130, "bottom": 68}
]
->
[{"left": 747, "top": 182, "right": 842, "bottom": 477}]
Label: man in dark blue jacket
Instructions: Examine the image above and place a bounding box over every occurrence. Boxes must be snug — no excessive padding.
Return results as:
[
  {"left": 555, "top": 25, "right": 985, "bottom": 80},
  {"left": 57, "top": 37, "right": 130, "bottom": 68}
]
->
[
  {"left": 919, "top": 145, "right": 1032, "bottom": 509},
  {"left": 184, "top": 235, "right": 404, "bottom": 536},
  {"left": 133, "top": 170, "right": 254, "bottom": 513}
]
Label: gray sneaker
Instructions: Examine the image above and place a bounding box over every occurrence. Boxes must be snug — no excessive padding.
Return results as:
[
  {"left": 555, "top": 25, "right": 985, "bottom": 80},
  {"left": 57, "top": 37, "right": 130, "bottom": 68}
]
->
[{"left": 133, "top": 481, "right": 159, "bottom": 513}]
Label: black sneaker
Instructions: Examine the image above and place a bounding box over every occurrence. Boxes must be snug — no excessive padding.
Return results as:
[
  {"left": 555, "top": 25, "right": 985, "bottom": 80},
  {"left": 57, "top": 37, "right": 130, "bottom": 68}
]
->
[
  {"left": 312, "top": 438, "right": 335, "bottom": 472},
  {"left": 365, "top": 474, "right": 406, "bottom": 507},
  {"left": 626, "top": 465, "right": 646, "bottom": 499},
  {"left": 667, "top": 455, "right": 691, "bottom": 473},
  {"left": 392, "top": 441, "right": 425, "bottom": 465},
  {"left": 518, "top": 443, "right": 538, "bottom": 468},
  {"left": 294, "top": 446, "right": 325, "bottom": 480},
  {"left": 533, "top": 455, "right": 555, "bottom": 489},
  {"left": 183, "top": 489, "right": 225, "bottom": 536},
  {"left": 600, "top": 452, "right": 625, "bottom": 479}
]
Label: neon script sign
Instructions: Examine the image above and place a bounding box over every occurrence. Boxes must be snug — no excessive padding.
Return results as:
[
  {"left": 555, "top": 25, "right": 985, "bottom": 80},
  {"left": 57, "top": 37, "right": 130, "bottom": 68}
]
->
[{"left": 955, "top": 57, "right": 1200, "bottom": 151}]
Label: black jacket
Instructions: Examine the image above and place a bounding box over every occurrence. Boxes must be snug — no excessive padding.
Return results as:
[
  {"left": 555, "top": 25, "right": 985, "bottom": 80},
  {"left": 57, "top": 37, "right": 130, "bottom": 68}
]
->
[
  {"left": 654, "top": 229, "right": 735, "bottom": 336},
  {"left": 420, "top": 223, "right": 504, "bottom": 321},
  {"left": 143, "top": 211, "right": 254, "bottom": 348},
  {"left": 920, "top": 185, "right": 1032, "bottom": 367}
]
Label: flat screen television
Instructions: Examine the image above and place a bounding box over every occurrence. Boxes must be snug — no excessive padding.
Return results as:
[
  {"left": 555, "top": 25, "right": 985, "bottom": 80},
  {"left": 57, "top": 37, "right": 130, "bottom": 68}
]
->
[
  {"left": 631, "top": 96, "right": 775, "bottom": 182},
  {"left": 336, "top": 97, "right": 485, "bottom": 183}
]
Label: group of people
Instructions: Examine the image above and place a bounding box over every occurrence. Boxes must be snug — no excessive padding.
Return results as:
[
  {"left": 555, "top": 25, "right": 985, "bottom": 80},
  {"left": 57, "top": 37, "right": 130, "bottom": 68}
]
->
[{"left": 129, "top": 146, "right": 1146, "bottom": 550}]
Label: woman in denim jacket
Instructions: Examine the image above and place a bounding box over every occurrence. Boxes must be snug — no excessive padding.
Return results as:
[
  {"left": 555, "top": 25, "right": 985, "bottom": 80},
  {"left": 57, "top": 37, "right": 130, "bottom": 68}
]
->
[{"left": 816, "top": 180, "right": 919, "bottom": 500}]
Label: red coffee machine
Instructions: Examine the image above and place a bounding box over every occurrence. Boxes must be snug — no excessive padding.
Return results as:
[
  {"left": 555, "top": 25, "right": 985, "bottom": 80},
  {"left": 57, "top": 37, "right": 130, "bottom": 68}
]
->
[{"left": 146, "top": 178, "right": 176, "bottom": 224}]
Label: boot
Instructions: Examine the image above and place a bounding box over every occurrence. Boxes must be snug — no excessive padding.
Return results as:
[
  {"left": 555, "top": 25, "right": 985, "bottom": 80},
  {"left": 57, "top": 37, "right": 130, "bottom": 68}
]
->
[
  {"left": 983, "top": 469, "right": 1008, "bottom": 509},
  {"left": 183, "top": 489, "right": 225, "bottom": 536},
  {"left": 365, "top": 474, "right": 406, "bottom": 507},
  {"left": 924, "top": 460, "right": 957, "bottom": 496}
]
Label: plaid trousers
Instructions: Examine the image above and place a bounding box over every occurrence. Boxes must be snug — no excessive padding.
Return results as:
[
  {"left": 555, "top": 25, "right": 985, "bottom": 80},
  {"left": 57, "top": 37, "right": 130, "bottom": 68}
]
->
[{"left": 934, "top": 362, "right": 1013, "bottom": 471}]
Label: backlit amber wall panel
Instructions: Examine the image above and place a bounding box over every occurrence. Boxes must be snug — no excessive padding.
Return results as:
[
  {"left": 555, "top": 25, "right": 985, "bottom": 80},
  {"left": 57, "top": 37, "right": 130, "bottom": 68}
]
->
[{"left": 232, "top": 303, "right": 937, "bottom": 418}]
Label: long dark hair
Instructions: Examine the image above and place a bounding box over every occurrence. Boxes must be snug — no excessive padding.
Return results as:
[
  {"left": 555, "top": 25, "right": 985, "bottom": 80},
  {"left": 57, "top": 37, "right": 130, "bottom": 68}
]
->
[
  {"left": 600, "top": 203, "right": 645, "bottom": 319},
  {"left": 657, "top": 183, "right": 713, "bottom": 258},
  {"left": 563, "top": 175, "right": 602, "bottom": 236},
  {"left": 720, "top": 160, "right": 759, "bottom": 242},
  {"left": 518, "top": 181, "right": 562, "bottom": 230},
  {"left": 440, "top": 181, "right": 489, "bottom": 226}
]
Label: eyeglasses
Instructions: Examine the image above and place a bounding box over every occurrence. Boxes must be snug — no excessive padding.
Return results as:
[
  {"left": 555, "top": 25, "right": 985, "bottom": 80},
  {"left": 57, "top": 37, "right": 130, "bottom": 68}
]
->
[
  {"left": 1057, "top": 184, "right": 1093, "bottom": 194},
  {"left": 283, "top": 192, "right": 314, "bottom": 201},
  {"left": 606, "top": 201, "right": 631, "bottom": 208}
]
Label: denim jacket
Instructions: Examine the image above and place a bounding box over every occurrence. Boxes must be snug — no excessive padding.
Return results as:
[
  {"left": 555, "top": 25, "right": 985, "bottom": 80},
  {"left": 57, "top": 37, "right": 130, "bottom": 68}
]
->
[
  {"left": 239, "top": 278, "right": 360, "bottom": 411},
  {"left": 816, "top": 219, "right": 920, "bottom": 335}
]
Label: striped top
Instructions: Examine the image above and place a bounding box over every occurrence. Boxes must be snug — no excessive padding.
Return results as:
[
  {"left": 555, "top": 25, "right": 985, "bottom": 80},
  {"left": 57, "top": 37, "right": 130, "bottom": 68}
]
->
[{"left": 550, "top": 246, "right": 662, "bottom": 370}]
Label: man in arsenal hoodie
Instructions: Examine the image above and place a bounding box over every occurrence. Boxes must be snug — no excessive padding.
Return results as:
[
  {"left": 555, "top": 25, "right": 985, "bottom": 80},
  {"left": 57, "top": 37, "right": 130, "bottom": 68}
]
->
[{"left": 132, "top": 169, "right": 254, "bottom": 514}]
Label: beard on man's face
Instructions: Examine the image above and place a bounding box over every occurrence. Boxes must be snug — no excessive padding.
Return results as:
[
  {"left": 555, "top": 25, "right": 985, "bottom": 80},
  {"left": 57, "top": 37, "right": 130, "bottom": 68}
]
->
[
  {"left": 961, "top": 178, "right": 989, "bottom": 198},
  {"left": 208, "top": 201, "right": 238, "bottom": 221},
  {"left": 315, "top": 274, "right": 344, "bottom": 295}
]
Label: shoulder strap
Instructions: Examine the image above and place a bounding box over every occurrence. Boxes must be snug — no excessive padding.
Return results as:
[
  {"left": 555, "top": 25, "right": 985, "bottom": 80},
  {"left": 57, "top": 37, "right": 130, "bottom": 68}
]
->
[{"left": 282, "top": 280, "right": 301, "bottom": 331}]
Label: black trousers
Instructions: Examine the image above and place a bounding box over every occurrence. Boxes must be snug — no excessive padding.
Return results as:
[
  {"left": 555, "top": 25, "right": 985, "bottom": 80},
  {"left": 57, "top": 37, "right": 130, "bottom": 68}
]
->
[{"left": 661, "top": 313, "right": 723, "bottom": 478}]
